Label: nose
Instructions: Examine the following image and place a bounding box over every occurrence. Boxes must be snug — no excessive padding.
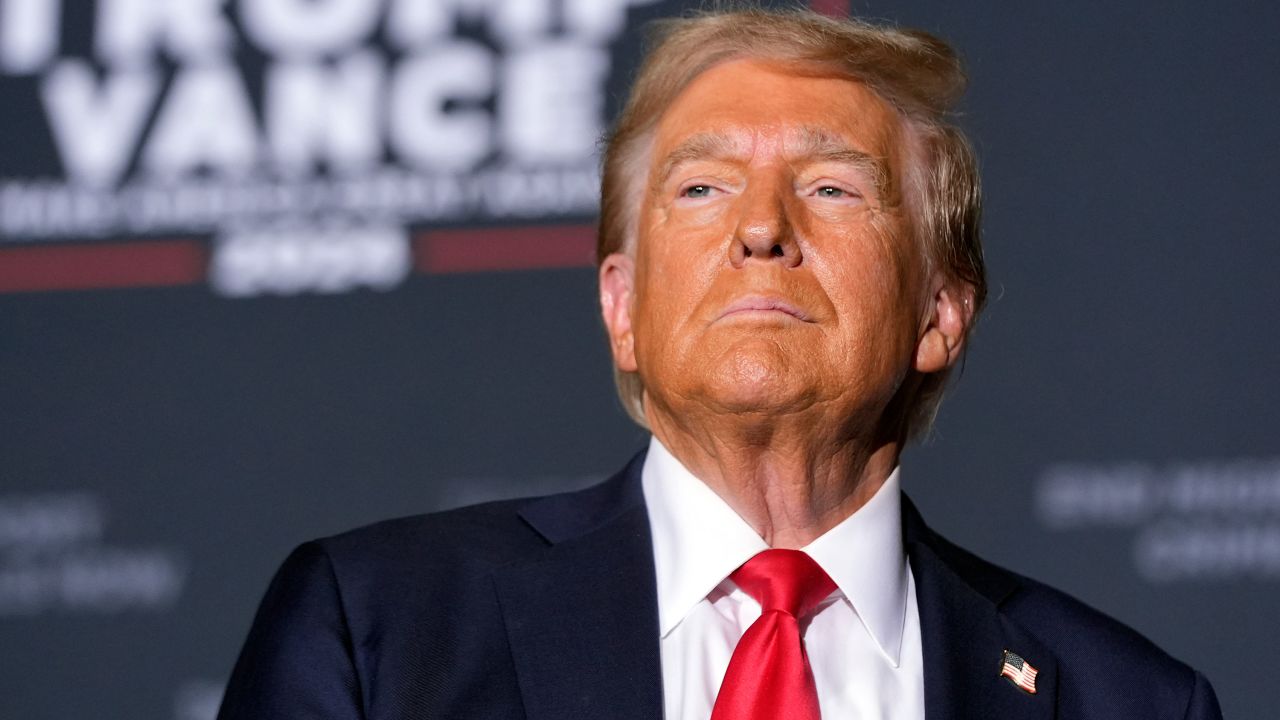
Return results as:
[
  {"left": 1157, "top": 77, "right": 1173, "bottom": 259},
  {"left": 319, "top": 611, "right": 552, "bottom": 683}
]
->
[{"left": 729, "top": 184, "right": 802, "bottom": 268}]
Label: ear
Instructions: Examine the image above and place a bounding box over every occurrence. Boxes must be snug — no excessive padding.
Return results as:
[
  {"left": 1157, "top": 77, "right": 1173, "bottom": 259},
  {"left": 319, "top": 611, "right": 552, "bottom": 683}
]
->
[
  {"left": 599, "top": 252, "right": 638, "bottom": 373},
  {"left": 914, "top": 279, "right": 975, "bottom": 374}
]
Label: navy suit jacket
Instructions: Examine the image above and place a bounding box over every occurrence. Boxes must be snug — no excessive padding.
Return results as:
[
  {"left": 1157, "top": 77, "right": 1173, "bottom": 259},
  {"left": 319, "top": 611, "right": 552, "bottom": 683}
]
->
[{"left": 219, "top": 452, "right": 1222, "bottom": 719}]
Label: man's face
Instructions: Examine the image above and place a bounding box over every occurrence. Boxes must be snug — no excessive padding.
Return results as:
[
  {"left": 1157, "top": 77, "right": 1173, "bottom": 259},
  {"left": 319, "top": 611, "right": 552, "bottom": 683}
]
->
[{"left": 601, "top": 59, "right": 963, "bottom": 431}]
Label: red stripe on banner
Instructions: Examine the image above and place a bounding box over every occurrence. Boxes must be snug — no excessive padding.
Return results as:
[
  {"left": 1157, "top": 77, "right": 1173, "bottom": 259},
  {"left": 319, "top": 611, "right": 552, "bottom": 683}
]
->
[
  {"left": 0, "top": 240, "right": 206, "bottom": 293},
  {"left": 414, "top": 224, "right": 597, "bottom": 274},
  {"left": 808, "top": 0, "right": 850, "bottom": 17}
]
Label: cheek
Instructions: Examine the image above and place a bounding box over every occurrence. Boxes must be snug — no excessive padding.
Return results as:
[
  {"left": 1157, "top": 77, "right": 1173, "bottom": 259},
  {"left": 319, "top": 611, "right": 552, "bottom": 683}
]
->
[
  {"left": 631, "top": 239, "right": 702, "bottom": 347},
  {"left": 863, "top": 221, "right": 920, "bottom": 301},
  {"left": 637, "top": 213, "right": 727, "bottom": 306},
  {"left": 814, "top": 226, "right": 923, "bottom": 347}
]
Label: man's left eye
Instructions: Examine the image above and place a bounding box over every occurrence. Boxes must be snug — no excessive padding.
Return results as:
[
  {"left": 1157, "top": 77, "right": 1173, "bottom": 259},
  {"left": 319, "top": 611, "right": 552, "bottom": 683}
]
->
[{"left": 815, "top": 186, "right": 846, "bottom": 198}]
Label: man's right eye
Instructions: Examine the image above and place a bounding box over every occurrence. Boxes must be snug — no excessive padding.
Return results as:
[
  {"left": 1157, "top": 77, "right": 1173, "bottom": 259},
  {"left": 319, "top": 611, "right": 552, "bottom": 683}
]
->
[{"left": 682, "top": 184, "right": 713, "bottom": 198}]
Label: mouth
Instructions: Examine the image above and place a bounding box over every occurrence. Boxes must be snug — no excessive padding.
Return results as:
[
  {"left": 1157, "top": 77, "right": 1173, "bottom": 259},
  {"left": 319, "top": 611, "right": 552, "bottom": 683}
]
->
[{"left": 717, "top": 295, "right": 816, "bottom": 323}]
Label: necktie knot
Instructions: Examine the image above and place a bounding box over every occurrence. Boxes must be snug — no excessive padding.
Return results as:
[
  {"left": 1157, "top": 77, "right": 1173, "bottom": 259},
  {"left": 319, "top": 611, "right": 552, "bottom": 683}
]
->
[{"left": 729, "top": 549, "right": 836, "bottom": 619}]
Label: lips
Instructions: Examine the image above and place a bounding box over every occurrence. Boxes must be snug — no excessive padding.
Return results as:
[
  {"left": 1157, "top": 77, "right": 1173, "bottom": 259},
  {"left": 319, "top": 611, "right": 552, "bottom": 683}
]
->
[{"left": 717, "top": 295, "right": 815, "bottom": 322}]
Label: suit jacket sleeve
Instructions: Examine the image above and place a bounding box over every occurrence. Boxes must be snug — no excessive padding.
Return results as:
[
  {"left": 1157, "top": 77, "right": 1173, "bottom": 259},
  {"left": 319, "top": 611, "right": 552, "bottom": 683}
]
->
[{"left": 218, "top": 542, "right": 365, "bottom": 720}]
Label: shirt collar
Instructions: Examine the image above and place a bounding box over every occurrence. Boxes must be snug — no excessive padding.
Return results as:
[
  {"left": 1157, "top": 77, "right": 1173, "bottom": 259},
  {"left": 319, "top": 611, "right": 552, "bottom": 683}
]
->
[
  {"left": 802, "top": 458, "right": 908, "bottom": 666},
  {"left": 641, "top": 435, "right": 909, "bottom": 666},
  {"left": 642, "top": 436, "right": 767, "bottom": 639}
]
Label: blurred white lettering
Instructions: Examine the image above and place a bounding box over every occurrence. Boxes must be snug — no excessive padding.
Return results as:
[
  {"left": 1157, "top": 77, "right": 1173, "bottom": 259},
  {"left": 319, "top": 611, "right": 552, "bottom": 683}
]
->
[
  {"left": 0, "top": 494, "right": 103, "bottom": 548},
  {"left": 389, "top": 42, "right": 494, "bottom": 171},
  {"left": 564, "top": 0, "right": 659, "bottom": 41},
  {"left": 487, "top": 0, "right": 554, "bottom": 45},
  {"left": 211, "top": 223, "right": 410, "bottom": 297},
  {"left": 242, "top": 0, "right": 380, "bottom": 58},
  {"left": 1037, "top": 457, "right": 1280, "bottom": 583},
  {"left": 266, "top": 51, "right": 384, "bottom": 176},
  {"left": 0, "top": 0, "right": 61, "bottom": 73},
  {"left": 1136, "top": 523, "right": 1280, "bottom": 581},
  {"left": 384, "top": 0, "right": 497, "bottom": 48},
  {"left": 40, "top": 61, "right": 159, "bottom": 187},
  {"left": 96, "top": 0, "right": 231, "bottom": 66},
  {"left": 141, "top": 63, "right": 259, "bottom": 179},
  {"left": 500, "top": 41, "right": 608, "bottom": 164},
  {"left": 0, "top": 493, "right": 186, "bottom": 615},
  {"left": 9, "top": 0, "right": 655, "bottom": 295}
]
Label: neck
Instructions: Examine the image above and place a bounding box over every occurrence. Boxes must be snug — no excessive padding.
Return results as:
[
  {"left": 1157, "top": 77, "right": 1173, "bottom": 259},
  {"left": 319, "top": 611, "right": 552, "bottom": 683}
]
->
[{"left": 646, "top": 402, "right": 901, "bottom": 549}]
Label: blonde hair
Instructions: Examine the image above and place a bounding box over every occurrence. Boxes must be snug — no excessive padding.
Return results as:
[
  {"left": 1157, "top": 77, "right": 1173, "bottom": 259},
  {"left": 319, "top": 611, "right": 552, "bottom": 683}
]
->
[{"left": 597, "top": 7, "right": 987, "bottom": 441}]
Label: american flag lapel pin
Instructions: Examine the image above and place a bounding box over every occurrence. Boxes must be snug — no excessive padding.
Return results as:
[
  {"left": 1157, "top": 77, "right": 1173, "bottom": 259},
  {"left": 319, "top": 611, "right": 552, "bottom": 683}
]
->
[{"left": 999, "top": 649, "right": 1039, "bottom": 695}]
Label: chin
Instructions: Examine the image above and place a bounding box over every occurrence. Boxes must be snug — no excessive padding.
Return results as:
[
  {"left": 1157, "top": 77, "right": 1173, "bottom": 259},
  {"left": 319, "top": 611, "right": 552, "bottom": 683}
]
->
[{"left": 699, "top": 348, "right": 811, "bottom": 415}]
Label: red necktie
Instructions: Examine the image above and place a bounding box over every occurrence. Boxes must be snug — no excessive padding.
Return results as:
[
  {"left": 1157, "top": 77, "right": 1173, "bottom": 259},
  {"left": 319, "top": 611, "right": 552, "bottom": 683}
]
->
[{"left": 710, "top": 549, "right": 837, "bottom": 720}]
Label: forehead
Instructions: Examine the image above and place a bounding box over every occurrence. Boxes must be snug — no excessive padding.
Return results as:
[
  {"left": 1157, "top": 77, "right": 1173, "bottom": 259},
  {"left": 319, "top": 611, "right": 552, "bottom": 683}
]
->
[{"left": 650, "top": 58, "right": 903, "bottom": 164}]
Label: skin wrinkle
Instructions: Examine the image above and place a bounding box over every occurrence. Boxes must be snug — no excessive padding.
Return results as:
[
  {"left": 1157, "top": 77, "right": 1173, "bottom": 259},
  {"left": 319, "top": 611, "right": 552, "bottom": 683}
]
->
[
  {"left": 599, "top": 59, "right": 972, "bottom": 548},
  {"left": 653, "top": 126, "right": 894, "bottom": 206}
]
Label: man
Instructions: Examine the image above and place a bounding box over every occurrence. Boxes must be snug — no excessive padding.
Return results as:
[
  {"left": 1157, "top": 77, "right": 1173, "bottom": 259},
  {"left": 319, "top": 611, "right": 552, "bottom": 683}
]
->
[{"left": 219, "top": 9, "right": 1222, "bottom": 720}]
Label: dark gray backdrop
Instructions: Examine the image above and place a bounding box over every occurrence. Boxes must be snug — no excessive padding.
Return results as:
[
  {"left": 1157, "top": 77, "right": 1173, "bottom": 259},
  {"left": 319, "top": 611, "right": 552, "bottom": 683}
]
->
[{"left": 1, "top": 1, "right": 1275, "bottom": 718}]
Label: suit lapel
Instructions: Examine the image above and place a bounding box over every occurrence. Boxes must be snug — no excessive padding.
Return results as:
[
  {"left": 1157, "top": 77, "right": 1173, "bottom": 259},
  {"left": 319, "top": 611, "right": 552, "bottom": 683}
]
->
[
  {"left": 905, "top": 498, "right": 1058, "bottom": 720},
  {"left": 493, "top": 453, "right": 663, "bottom": 720}
]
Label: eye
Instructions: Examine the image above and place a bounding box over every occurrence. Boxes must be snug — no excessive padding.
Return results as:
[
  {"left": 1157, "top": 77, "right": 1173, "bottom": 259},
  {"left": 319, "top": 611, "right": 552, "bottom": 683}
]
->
[
  {"left": 681, "top": 184, "right": 715, "bottom": 198},
  {"left": 815, "top": 186, "right": 846, "bottom": 198}
]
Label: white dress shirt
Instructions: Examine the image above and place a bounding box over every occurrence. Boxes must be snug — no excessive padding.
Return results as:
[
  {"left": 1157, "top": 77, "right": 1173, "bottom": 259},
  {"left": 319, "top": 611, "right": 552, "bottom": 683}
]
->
[{"left": 641, "top": 436, "right": 925, "bottom": 720}]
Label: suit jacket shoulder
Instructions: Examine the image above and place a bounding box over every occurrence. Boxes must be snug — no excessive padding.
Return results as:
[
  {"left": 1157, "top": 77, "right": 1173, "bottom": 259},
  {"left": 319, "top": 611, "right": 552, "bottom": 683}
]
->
[
  {"left": 218, "top": 494, "right": 542, "bottom": 720},
  {"left": 904, "top": 499, "right": 1222, "bottom": 720},
  {"left": 219, "top": 456, "right": 660, "bottom": 720}
]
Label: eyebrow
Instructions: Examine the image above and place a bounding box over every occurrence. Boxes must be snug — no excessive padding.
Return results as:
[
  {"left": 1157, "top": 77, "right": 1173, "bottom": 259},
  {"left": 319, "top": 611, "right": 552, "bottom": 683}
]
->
[
  {"left": 653, "top": 125, "right": 894, "bottom": 200},
  {"left": 653, "top": 132, "right": 743, "bottom": 190},
  {"left": 791, "top": 126, "right": 892, "bottom": 198}
]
